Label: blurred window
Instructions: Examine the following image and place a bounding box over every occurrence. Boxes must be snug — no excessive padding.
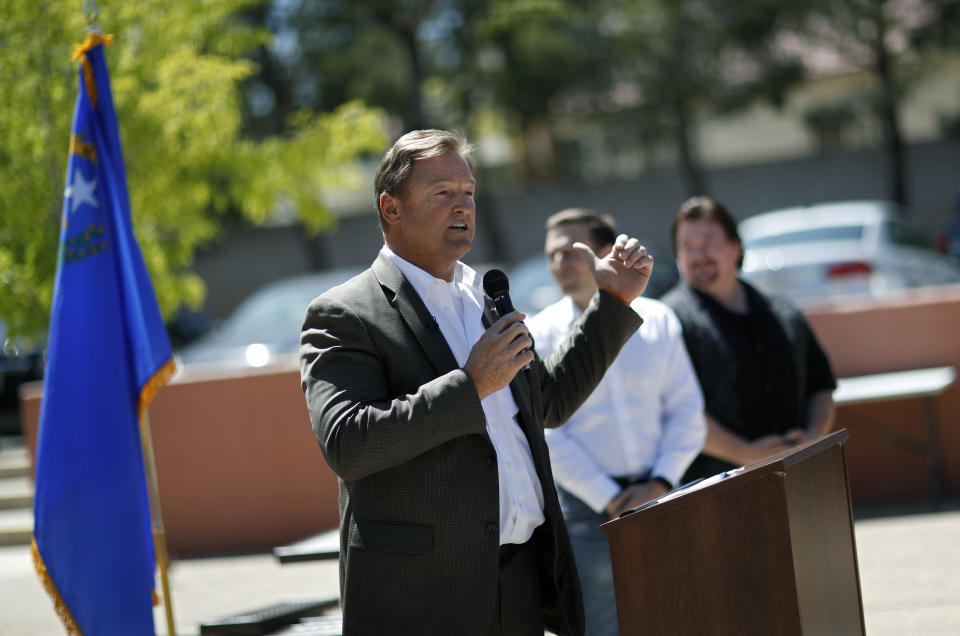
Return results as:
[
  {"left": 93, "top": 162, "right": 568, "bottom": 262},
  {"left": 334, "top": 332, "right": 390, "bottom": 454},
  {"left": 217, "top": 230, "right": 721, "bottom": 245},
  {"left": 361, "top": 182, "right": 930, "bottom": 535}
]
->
[
  {"left": 219, "top": 286, "right": 314, "bottom": 345},
  {"left": 885, "top": 220, "right": 930, "bottom": 249},
  {"left": 744, "top": 225, "right": 863, "bottom": 249}
]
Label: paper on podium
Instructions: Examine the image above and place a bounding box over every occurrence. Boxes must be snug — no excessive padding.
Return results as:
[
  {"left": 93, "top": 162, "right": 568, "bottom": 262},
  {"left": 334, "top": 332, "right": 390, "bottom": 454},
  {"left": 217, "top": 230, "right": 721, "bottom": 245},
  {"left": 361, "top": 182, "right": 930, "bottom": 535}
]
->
[{"left": 619, "top": 466, "right": 745, "bottom": 517}]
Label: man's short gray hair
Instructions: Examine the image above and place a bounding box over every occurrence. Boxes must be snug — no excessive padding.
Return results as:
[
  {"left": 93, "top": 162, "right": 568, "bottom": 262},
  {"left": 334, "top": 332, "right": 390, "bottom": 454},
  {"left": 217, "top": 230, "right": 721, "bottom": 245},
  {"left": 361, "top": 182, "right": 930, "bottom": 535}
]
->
[{"left": 374, "top": 129, "right": 475, "bottom": 233}]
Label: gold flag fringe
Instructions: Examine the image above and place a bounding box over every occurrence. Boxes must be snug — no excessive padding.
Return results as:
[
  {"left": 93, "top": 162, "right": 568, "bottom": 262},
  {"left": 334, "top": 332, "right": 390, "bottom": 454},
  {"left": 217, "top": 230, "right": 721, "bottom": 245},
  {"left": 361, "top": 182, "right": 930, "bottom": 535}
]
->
[
  {"left": 32, "top": 538, "right": 84, "bottom": 635},
  {"left": 71, "top": 31, "right": 113, "bottom": 60},
  {"left": 71, "top": 32, "right": 114, "bottom": 109},
  {"left": 139, "top": 358, "right": 176, "bottom": 420}
]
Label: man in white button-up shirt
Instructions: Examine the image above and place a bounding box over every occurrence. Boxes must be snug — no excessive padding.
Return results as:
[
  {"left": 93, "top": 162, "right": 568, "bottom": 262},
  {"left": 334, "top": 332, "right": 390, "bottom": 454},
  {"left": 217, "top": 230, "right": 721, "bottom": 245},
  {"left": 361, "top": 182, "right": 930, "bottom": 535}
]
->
[
  {"left": 528, "top": 209, "right": 706, "bottom": 636},
  {"left": 384, "top": 245, "right": 547, "bottom": 546},
  {"left": 300, "top": 130, "right": 656, "bottom": 636}
]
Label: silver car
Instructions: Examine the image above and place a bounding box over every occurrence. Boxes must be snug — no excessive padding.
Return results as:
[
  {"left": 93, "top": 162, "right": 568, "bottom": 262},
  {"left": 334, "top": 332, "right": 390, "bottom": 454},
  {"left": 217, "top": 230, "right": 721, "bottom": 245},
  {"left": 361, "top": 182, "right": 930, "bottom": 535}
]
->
[
  {"left": 739, "top": 200, "right": 960, "bottom": 304},
  {"left": 176, "top": 268, "right": 363, "bottom": 370}
]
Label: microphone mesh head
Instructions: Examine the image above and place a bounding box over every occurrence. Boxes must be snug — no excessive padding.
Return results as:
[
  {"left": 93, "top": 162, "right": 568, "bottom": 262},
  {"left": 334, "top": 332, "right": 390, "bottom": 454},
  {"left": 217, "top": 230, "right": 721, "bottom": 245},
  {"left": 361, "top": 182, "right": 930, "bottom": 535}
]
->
[{"left": 482, "top": 268, "right": 510, "bottom": 297}]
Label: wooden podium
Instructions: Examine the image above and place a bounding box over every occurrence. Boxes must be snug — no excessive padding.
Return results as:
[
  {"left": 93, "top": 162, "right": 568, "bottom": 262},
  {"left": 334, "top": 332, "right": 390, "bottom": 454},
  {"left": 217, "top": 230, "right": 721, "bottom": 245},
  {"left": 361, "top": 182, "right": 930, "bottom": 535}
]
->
[{"left": 601, "top": 430, "right": 865, "bottom": 635}]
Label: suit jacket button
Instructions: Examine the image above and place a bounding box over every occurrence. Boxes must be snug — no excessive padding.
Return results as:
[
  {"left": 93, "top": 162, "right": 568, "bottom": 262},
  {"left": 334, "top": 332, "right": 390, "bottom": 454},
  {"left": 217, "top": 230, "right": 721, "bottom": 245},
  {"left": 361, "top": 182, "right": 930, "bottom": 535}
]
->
[
  {"left": 485, "top": 457, "right": 495, "bottom": 468},
  {"left": 487, "top": 523, "right": 497, "bottom": 533}
]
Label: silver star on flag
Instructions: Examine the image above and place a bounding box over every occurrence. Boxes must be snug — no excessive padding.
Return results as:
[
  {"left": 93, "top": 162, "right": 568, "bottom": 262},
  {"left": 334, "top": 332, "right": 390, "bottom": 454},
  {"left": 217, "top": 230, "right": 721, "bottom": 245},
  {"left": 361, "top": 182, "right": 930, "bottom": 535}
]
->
[{"left": 64, "top": 168, "right": 99, "bottom": 214}]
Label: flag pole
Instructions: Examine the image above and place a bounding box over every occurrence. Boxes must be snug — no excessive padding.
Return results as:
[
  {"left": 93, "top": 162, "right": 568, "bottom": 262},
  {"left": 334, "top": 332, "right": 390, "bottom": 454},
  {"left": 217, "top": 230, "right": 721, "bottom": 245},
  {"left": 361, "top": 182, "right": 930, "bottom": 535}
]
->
[
  {"left": 140, "top": 410, "right": 177, "bottom": 636},
  {"left": 82, "top": 0, "right": 99, "bottom": 31}
]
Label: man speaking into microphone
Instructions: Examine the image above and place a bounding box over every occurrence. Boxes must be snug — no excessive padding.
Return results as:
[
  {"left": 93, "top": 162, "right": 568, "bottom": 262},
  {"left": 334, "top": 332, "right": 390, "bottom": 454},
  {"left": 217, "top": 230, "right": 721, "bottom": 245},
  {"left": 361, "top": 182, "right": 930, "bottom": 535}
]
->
[{"left": 300, "top": 129, "right": 653, "bottom": 636}]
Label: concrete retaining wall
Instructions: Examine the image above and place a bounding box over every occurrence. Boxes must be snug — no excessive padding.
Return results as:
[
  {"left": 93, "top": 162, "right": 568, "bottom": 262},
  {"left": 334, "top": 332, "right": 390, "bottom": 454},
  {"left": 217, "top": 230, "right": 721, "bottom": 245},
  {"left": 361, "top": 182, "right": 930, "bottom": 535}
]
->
[
  {"left": 806, "top": 284, "right": 960, "bottom": 503},
  {"left": 20, "top": 284, "right": 960, "bottom": 554},
  {"left": 20, "top": 364, "right": 336, "bottom": 557}
]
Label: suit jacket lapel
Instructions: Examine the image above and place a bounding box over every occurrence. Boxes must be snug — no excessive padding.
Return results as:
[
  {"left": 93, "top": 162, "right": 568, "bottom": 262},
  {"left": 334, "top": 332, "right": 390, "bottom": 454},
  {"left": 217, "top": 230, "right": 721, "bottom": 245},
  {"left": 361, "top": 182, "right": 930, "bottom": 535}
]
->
[
  {"left": 373, "top": 253, "right": 460, "bottom": 376},
  {"left": 374, "top": 254, "right": 540, "bottom": 457}
]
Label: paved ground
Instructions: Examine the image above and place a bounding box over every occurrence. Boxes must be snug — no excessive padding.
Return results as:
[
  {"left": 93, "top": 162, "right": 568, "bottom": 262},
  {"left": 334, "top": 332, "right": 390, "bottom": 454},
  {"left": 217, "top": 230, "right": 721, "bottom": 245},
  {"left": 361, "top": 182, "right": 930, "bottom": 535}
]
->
[
  {"left": 2, "top": 503, "right": 958, "bottom": 635},
  {"left": 854, "top": 503, "right": 960, "bottom": 635}
]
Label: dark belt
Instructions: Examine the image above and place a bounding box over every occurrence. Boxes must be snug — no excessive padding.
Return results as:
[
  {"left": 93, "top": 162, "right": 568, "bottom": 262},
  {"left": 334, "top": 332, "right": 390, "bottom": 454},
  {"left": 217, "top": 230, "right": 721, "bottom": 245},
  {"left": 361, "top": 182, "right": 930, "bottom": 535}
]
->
[
  {"left": 499, "top": 540, "right": 529, "bottom": 567},
  {"left": 613, "top": 474, "right": 649, "bottom": 489},
  {"left": 614, "top": 473, "right": 674, "bottom": 492}
]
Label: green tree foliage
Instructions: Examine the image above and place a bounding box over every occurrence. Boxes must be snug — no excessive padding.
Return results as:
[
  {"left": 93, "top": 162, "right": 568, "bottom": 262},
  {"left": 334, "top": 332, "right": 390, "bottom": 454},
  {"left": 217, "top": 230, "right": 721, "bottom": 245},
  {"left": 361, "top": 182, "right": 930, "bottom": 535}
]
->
[
  {"left": 606, "top": 0, "right": 809, "bottom": 196},
  {"left": 799, "top": 0, "right": 960, "bottom": 206},
  {"left": 244, "top": 0, "right": 448, "bottom": 135},
  {"left": 470, "top": 0, "right": 615, "bottom": 181},
  {"left": 243, "top": 0, "right": 613, "bottom": 182},
  {"left": 0, "top": 0, "right": 387, "bottom": 340}
]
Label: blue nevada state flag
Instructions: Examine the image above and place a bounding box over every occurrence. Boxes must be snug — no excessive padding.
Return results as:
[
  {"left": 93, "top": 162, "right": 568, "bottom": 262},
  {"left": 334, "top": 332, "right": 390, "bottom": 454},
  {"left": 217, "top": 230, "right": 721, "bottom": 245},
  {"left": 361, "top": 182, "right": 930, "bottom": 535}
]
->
[{"left": 32, "top": 32, "right": 175, "bottom": 635}]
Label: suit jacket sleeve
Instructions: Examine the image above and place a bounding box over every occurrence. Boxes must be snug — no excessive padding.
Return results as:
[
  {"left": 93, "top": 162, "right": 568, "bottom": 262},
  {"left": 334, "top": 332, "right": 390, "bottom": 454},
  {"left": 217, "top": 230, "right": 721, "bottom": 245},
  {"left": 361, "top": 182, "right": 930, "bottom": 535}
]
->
[
  {"left": 535, "top": 290, "right": 644, "bottom": 429},
  {"left": 301, "top": 277, "right": 641, "bottom": 482},
  {"left": 300, "top": 290, "right": 487, "bottom": 481}
]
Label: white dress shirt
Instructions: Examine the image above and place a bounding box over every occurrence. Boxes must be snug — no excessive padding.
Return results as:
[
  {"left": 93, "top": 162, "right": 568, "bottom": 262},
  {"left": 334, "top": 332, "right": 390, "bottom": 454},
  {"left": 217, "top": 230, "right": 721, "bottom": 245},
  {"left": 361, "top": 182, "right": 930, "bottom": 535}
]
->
[
  {"left": 528, "top": 294, "right": 706, "bottom": 512},
  {"left": 382, "top": 246, "right": 545, "bottom": 544}
]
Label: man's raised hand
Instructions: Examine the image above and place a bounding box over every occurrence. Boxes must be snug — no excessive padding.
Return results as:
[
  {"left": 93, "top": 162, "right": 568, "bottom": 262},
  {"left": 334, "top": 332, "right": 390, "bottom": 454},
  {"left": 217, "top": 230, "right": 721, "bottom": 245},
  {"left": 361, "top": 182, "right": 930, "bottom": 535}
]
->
[{"left": 572, "top": 233, "right": 654, "bottom": 305}]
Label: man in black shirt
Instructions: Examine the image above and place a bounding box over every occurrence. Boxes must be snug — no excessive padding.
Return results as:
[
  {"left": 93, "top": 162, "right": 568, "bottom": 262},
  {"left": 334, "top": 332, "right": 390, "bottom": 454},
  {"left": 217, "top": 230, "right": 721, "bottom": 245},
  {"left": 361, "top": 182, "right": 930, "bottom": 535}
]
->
[{"left": 662, "top": 196, "right": 837, "bottom": 483}]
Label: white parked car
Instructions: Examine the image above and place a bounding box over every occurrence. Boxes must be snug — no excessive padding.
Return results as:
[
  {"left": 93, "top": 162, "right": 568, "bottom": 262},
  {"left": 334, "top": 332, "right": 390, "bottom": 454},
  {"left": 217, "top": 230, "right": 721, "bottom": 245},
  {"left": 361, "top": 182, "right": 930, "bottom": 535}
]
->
[{"left": 739, "top": 200, "right": 960, "bottom": 304}]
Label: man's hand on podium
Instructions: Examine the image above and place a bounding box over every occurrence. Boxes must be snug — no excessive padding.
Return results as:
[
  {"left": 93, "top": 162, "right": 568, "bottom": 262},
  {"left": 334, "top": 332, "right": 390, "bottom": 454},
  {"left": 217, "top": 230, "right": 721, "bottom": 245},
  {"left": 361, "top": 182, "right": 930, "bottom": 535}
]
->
[
  {"left": 703, "top": 414, "right": 822, "bottom": 467},
  {"left": 781, "top": 428, "right": 816, "bottom": 446},
  {"left": 605, "top": 481, "right": 671, "bottom": 518},
  {"left": 741, "top": 433, "right": 804, "bottom": 464}
]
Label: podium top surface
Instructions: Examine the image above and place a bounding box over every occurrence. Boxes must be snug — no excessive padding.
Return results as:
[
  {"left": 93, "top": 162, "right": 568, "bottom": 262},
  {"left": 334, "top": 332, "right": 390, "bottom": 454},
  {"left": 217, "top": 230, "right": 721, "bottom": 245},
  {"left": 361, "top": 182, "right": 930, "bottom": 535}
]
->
[
  {"left": 755, "top": 428, "right": 849, "bottom": 469},
  {"left": 603, "top": 430, "right": 850, "bottom": 530}
]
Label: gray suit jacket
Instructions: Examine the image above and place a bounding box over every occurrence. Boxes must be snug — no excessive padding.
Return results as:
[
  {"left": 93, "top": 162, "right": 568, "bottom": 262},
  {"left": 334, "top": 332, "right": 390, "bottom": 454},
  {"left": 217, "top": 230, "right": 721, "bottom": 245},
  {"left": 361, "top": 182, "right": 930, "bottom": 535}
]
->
[{"left": 300, "top": 253, "right": 642, "bottom": 635}]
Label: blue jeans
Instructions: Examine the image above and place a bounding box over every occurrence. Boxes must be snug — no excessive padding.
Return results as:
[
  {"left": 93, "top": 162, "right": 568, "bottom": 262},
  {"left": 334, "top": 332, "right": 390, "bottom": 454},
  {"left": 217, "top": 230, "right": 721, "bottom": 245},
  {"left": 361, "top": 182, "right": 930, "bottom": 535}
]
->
[{"left": 558, "top": 486, "right": 620, "bottom": 636}]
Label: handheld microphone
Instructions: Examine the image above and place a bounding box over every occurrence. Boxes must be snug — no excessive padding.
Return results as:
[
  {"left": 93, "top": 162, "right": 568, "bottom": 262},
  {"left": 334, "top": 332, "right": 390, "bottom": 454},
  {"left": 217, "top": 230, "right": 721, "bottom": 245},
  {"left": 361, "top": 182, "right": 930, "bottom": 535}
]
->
[
  {"left": 482, "top": 268, "right": 515, "bottom": 317},
  {"left": 483, "top": 268, "right": 531, "bottom": 372}
]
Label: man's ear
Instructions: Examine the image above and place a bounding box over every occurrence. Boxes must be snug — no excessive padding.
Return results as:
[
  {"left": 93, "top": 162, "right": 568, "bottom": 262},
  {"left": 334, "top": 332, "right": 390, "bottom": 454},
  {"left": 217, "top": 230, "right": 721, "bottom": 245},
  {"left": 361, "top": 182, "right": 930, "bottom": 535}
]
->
[{"left": 379, "top": 192, "right": 402, "bottom": 227}]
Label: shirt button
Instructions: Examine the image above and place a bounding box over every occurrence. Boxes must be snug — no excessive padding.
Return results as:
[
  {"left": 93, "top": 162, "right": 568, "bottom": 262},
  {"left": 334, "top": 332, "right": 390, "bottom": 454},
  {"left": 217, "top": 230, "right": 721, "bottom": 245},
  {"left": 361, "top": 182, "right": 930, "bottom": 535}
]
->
[{"left": 487, "top": 523, "right": 497, "bottom": 533}]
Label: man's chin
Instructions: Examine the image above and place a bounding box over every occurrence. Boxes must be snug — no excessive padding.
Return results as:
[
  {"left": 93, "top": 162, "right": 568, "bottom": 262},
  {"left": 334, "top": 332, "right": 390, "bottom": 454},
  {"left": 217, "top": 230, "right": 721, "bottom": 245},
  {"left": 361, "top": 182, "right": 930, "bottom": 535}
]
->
[
  {"left": 688, "top": 267, "right": 717, "bottom": 285},
  {"left": 445, "top": 236, "right": 473, "bottom": 257},
  {"left": 687, "top": 273, "right": 718, "bottom": 291},
  {"left": 559, "top": 282, "right": 581, "bottom": 296}
]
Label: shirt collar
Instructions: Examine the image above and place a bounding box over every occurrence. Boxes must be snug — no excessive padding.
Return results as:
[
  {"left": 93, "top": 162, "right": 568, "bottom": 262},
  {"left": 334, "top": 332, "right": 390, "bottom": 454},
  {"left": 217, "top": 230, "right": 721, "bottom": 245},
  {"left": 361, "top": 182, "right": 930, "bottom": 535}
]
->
[
  {"left": 380, "top": 245, "right": 481, "bottom": 296},
  {"left": 560, "top": 295, "right": 583, "bottom": 330}
]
